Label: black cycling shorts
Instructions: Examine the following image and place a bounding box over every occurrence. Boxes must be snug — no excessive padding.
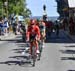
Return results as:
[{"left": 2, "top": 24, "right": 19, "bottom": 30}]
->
[{"left": 30, "top": 34, "right": 36, "bottom": 42}]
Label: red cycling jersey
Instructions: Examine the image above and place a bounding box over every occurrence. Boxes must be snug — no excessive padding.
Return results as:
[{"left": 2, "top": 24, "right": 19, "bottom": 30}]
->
[{"left": 26, "top": 25, "right": 41, "bottom": 40}]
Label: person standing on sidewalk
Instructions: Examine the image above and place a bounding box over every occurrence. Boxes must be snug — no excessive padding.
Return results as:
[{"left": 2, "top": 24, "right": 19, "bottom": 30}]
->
[
  {"left": 69, "top": 17, "right": 74, "bottom": 35},
  {"left": 11, "top": 17, "right": 15, "bottom": 34},
  {"left": 0, "top": 17, "right": 4, "bottom": 35},
  {"left": 55, "top": 20, "right": 60, "bottom": 37},
  {"left": 4, "top": 17, "right": 9, "bottom": 36},
  {"left": 63, "top": 18, "right": 68, "bottom": 31}
]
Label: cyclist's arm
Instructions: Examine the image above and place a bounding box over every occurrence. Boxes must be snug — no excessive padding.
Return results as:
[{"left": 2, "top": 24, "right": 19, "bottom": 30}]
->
[
  {"left": 26, "top": 28, "right": 30, "bottom": 41},
  {"left": 36, "top": 26, "right": 41, "bottom": 40},
  {"left": 43, "top": 22, "right": 46, "bottom": 36}
]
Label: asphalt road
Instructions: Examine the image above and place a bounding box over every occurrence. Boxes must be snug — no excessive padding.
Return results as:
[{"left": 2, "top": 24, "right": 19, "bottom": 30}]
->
[{"left": 0, "top": 31, "right": 75, "bottom": 71}]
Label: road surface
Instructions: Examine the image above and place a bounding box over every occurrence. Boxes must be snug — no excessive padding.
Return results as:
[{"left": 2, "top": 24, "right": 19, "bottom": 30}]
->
[{"left": 0, "top": 31, "right": 75, "bottom": 71}]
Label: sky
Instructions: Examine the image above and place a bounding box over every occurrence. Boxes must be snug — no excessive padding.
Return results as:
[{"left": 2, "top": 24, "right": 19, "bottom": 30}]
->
[{"left": 26, "top": 0, "right": 59, "bottom": 17}]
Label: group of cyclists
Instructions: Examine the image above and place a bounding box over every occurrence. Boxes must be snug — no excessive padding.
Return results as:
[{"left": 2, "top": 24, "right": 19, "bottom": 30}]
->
[
  {"left": 26, "top": 18, "right": 46, "bottom": 56},
  {"left": 20, "top": 17, "right": 60, "bottom": 66}
]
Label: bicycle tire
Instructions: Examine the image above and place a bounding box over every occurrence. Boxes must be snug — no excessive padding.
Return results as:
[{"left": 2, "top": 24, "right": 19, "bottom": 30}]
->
[{"left": 31, "top": 46, "right": 36, "bottom": 67}]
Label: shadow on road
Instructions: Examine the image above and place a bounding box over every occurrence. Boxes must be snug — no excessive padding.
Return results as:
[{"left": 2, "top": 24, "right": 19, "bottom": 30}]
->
[
  {"left": 61, "top": 57, "right": 75, "bottom": 60},
  {"left": 60, "top": 50, "right": 75, "bottom": 54},
  {"left": 60, "top": 49, "right": 75, "bottom": 61},
  {"left": 0, "top": 39, "right": 16, "bottom": 42},
  {"left": 0, "top": 60, "right": 31, "bottom": 66},
  {"left": 12, "top": 48, "right": 26, "bottom": 53},
  {"left": 0, "top": 60, "right": 22, "bottom": 65},
  {"left": 9, "top": 55, "right": 29, "bottom": 60},
  {"left": 0, "top": 54, "right": 31, "bottom": 66},
  {"left": 68, "top": 70, "right": 75, "bottom": 71},
  {"left": 65, "top": 45, "right": 75, "bottom": 48}
]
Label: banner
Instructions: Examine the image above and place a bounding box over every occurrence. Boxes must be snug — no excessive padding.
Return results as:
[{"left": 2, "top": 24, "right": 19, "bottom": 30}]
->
[{"left": 68, "top": 0, "right": 75, "bottom": 8}]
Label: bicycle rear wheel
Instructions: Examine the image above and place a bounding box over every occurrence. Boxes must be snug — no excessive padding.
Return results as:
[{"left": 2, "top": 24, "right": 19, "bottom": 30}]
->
[{"left": 37, "top": 41, "right": 43, "bottom": 60}]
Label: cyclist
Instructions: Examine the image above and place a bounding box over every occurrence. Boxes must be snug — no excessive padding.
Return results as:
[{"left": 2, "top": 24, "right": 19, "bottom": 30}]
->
[
  {"left": 39, "top": 19, "right": 46, "bottom": 47},
  {"left": 26, "top": 19, "right": 41, "bottom": 55}
]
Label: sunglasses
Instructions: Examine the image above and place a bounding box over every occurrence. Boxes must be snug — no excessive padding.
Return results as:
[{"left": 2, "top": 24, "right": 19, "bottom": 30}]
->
[{"left": 31, "top": 24, "right": 34, "bottom": 25}]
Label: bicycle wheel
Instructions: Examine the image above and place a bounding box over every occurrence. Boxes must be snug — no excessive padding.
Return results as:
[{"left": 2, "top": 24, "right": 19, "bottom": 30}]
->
[
  {"left": 37, "top": 41, "right": 42, "bottom": 60},
  {"left": 39, "top": 41, "right": 43, "bottom": 53},
  {"left": 31, "top": 46, "right": 36, "bottom": 67}
]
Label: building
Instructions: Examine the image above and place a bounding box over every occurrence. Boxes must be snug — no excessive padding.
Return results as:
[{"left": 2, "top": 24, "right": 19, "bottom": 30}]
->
[
  {"left": 56, "top": 0, "right": 69, "bottom": 19},
  {"left": 56, "top": 0, "right": 75, "bottom": 34}
]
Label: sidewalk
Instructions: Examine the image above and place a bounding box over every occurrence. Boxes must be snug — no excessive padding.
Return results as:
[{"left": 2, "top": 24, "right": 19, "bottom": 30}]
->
[
  {"left": 0, "top": 32, "right": 16, "bottom": 40},
  {"left": 63, "top": 30, "right": 75, "bottom": 42}
]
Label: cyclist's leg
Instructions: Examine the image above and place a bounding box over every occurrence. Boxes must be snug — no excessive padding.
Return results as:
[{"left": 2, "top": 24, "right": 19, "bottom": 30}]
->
[
  {"left": 35, "top": 40, "right": 40, "bottom": 54},
  {"left": 29, "top": 42, "right": 33, "bottom": 55},
  {"left": 29, "top": 40, "right": 38, "bottom": 55},
  {"left": 42, "top": 31, "right": 46, "bottom": 48}
]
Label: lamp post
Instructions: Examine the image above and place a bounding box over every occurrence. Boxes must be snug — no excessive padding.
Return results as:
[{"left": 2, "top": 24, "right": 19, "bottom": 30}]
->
[{"left": 43, "top": 4, "right": 47, "bottom": 21}]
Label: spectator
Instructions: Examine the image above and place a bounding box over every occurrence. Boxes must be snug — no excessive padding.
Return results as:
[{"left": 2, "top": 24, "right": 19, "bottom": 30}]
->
[
  {"left": 55, "top": 20, "right": 59, "bottom": 36},
  {"left": 0, "top": 17, "right": 4, "bottom": 35},
  {"left": 69, "top": 17, "right": 74, "bottom": 35}
]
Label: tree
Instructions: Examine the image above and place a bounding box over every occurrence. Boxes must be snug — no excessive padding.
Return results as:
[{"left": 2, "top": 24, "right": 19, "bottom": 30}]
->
[
  {"left": 8, "top": 0, "right": 31, "bottom": 17},
  {"left": 0, "top": 0, "right": 32, "bottom": 18},
  {"left": 23, "top": 8, "right": 32, "bottom": 17}
]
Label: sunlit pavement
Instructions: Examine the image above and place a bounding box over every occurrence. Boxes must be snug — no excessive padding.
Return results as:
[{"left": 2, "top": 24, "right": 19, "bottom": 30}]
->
[
  {"left": 0, "top": 32, "right": 16, "bottom": 44},
  {"left": 0, "top": 30, "right": 75, "bottom": 71}
]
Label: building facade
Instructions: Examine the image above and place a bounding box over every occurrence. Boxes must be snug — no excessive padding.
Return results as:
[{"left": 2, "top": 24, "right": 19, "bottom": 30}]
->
[{"left": 56, "top": 0, "right": 69, "bottom": 19}]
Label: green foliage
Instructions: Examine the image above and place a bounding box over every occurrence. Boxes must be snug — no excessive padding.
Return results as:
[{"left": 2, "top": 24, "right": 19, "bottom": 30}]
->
[{"left": 0, "top": 0, "right": 31, "bottom": 17}]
